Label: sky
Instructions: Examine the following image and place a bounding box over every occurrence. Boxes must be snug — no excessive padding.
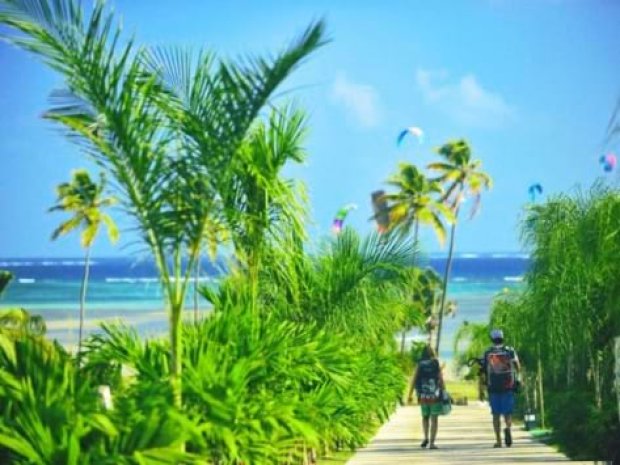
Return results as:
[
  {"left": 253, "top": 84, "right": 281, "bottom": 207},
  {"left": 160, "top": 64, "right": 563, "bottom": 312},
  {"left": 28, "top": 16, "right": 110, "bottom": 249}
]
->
[{"left": 0, "top": 0, "right": 619, "bottom": 258}]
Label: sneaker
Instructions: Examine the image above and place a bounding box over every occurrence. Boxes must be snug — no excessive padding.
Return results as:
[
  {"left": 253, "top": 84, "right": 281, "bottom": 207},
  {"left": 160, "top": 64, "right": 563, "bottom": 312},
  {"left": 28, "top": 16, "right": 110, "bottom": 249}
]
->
[
  {"left": 493, "top": 443, "right": 502, "bottom": 448},
  {"left": 420, "top": 439, "right": 428, "bottom": 448},
  {"left": 429, "top": 444, "right": 438, "bottom": 449},
  {"left": 504, "top": 428, "right": 512, "bottom": 447}
]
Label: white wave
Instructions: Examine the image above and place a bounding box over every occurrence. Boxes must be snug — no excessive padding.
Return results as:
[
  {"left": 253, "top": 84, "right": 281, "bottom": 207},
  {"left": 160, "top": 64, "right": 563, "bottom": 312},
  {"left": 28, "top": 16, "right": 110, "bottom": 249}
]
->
[
  {"left": 105, "top": 277, "right": 160, "bottom": 284},
  {"left": 0, "top": 261, "right": 34, "bottom": 267},
  {"left": 0, "top": 260, "right": 98, "bottom": 267},
  {"left": 491, "top": 253, "right": 509, "bottom": 258},
  {"left": 503, "top": 276, "right": 524, "bottom": 282},
  {"left": 105, "top": 276, "right": 213, "bottom": 284},
  {"left": 20, "top": 260, "right": 96, "bottom": 267},
  {"left": 459, "top": 253, "right": 479, "bottom": 259},
  {"left": 452, "top": 277, "right": 467, "bottom": 282},
  {"left": 18, "top": 278, "right": 36, "bottom": 284}
]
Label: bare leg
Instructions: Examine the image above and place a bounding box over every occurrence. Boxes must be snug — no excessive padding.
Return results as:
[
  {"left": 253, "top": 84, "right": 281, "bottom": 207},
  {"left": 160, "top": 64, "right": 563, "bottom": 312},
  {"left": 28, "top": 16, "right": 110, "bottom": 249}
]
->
[
  {"left": 430, "top": 415, "right": 439, "bottom": 447},
  {"left": 503, "top": 415, "right": 513, "bottom": 446},
  {"left": 422, "top": 416, "right": 430, "bottom": 440},
  {"left": 493, "top": 414, "right": 501, "bottom": 446}
]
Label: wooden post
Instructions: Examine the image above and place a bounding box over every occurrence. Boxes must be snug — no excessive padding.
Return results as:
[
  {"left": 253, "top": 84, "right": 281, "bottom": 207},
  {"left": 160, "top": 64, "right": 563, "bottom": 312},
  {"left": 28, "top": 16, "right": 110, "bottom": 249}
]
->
[
  {"left": 537, "top": 345, "right": 546, "bottom": 429},
  {"left": 615, "top": 337, "right": 620, "bottom": 423},
  {"left": 538, "top": 359, "right": 545, "bottom": 429}
]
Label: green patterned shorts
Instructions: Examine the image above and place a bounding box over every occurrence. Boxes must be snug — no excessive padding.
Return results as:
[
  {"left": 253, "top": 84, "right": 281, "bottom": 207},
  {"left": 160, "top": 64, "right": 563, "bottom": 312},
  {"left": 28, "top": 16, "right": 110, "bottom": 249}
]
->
[{"left": 420, "top": 401, "right": 443, "bottom": 417}]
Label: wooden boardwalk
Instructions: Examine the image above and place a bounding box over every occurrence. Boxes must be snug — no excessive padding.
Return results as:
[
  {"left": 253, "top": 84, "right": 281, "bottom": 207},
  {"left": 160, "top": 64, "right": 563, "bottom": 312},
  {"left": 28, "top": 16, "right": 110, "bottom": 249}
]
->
[{"left": 346, "top": 403, "right": 596, "bottom": 464}]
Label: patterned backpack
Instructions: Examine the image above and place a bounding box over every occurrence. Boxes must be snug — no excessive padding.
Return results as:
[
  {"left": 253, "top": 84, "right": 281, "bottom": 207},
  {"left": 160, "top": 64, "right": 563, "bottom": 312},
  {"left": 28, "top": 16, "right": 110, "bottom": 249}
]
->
[
  {"left": 485, "top": 346, "right": 516, "bottom": 393},
  {"left": 416, "top": 359, "right": 440, "bottom": 401}
]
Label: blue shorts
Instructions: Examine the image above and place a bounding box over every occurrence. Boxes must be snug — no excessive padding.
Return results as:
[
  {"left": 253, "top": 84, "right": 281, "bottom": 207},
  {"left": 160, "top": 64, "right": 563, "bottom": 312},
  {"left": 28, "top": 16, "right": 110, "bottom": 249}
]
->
[{"left": 489, "top": 392, "right": 514, "bottom": 415}]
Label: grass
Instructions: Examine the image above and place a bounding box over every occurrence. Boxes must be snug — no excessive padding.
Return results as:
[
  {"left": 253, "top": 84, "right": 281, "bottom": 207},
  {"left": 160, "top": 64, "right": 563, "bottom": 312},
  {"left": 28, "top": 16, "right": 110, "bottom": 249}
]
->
[
  {"left": 529, "top": 428, "right": 553, "bottom": 438},
  {"left": 445, "top": 379, "right": 479, "bottom": 402}
]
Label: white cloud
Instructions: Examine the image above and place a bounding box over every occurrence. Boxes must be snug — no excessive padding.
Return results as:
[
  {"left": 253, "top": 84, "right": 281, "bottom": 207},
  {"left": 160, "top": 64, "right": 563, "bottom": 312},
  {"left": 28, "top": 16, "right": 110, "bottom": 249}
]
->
[
  {"left": 416, "top": 69, "right": 515, "bottom": 128},
  {"left": 331, "top": 73, "right": 381, "bottom": 128}
]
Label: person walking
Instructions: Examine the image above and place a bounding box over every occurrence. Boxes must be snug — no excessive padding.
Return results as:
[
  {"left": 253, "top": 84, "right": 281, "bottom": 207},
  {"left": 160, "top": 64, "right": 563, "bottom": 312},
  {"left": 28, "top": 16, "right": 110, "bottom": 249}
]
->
[
  {"left": 407, "top": 344, "right": 445, "bottom": 449},
  {"left": 482, "top": 328, "right": 521, "bottom": 448}
]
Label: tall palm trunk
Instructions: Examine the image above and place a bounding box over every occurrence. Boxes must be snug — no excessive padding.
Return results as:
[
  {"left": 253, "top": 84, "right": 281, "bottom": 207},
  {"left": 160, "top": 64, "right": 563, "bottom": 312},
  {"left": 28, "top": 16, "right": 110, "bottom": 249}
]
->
[
  {"left": 435, "top": 217, "right": 457, "bottom": 355},
  {"left": 169, "top": 248, "right": 185, "bottom": 411},
  {"left": 170, "top": 297, "right": 184, "bottom": 410},
  {"left": 77, "top": 246, "right": 91, "bottom": 364},
  {"left": 401, "top": 219, "right": 420, "bottom": 354},
  {"left": 193, "top": 259, "right": 199, "bottom": 323}
]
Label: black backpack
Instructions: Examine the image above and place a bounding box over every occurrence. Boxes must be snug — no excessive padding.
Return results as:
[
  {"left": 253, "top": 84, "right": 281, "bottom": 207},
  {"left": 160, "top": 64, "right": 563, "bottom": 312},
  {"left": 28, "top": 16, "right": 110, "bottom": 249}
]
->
[{"left": 416, "top": 359, "right": 440, "bottom": 399}]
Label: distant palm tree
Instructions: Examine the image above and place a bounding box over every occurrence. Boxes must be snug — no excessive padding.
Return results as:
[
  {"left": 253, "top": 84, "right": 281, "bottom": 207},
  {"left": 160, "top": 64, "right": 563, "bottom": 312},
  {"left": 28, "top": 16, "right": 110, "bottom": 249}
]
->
[
  {"left": 383, "top": 163, "right": 454, "bottom": 351},
  {"left": 0, "top": 270, "right": 13, "bottom": 296},
  {"left": 50, "top": 169, "right": 118, "bottom": 360},
  {"left": 428, "top": 140, "right": 492, "bottom": 353},
  {"left": 384, "top": 163, "right": 454, "bottom": 246},
  {"left": 453, "top": 321, "right": 490, "bottom": 400}
]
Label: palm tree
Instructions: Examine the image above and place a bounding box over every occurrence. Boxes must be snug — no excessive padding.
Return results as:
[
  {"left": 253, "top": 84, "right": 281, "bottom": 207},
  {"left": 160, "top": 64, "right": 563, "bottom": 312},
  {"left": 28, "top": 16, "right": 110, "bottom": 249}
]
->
[
  {"left": 453, "top": 321, "right": 490, "bottom": 400},
  {"left": 0, "top": 0, "right": 326, "bottom": 408},
  {"left": 428, "top": 140, "right": 492, "bottom": 353},
  {"left": 382, "top": 163, "right": 454, "bottom": 351},
  {"left": 49, "top": 169, "right": 119, "bottom": 360},
  {"left": 384, "top": 163, "right": 454, "bottom": 246},
  {"left": 0, "top": 270, "right": 13, "bottom": 296},
  {"left": 220, "top": 106, "right": 309, "bottom": 305},
  {"left": 397, "top": 267, "right": 442, "bottom": 353}
]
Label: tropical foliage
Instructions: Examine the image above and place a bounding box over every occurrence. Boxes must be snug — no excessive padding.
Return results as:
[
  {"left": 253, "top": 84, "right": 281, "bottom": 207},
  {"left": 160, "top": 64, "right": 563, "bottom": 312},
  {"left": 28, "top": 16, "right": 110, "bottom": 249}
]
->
[
  {"left": 452, "top": 320, "right": 490, "bottom": 400},
  {"left": 380, "top": 141, "right": 490, "bottom": 351},
  {"left": 0, "top": 5, "right": 421, "bottom": 462},
  {"left": 0, "top": 228, "right": 416, "bottom": 464},
  {"left": 383, "top": 163, "right": 454, "bottom": 245},
  {"left": 0, "top": 0, "right": 326, "bottom": 409},
  {"left": 489, "top": 184, "right": 620, "bottom": 462},
  {"left": 0, "top": 271, "right": 12, "bottom": 296}
]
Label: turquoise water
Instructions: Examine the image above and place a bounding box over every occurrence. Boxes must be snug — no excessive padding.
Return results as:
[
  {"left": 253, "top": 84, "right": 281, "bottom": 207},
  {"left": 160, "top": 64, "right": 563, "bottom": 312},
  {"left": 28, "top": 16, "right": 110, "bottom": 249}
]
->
[{"left": 0, "top": 255, "right": 527, "bottom": 352}]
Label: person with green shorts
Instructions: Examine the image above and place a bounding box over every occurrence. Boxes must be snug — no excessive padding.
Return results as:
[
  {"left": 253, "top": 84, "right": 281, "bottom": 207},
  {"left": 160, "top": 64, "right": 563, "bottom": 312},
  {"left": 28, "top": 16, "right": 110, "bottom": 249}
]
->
[{"left": 408, "top": 344, "right": 445, "bottom": 449}]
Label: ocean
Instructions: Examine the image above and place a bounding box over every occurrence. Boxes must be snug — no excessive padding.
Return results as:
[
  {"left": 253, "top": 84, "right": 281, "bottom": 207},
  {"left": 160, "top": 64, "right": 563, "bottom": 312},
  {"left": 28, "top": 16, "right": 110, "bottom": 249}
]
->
[{"left": 0, "top": 254, "right": 528, "bottom": 358}]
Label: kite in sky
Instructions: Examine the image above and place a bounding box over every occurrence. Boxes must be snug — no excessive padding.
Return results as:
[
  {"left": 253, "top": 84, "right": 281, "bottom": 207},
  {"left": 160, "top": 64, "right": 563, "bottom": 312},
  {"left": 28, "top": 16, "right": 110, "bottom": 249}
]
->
[
  {"left": 600, "top": 153, "right": 617, "bottom": 172},
  {"left": 397, "top": 126, "right": 424, "bottom": 146},
  {"left": 332, "top": 203, "right": 358, "bottom": 234},
  {"left": 528, "top": 183, "right": 543, "bottom": 202}
]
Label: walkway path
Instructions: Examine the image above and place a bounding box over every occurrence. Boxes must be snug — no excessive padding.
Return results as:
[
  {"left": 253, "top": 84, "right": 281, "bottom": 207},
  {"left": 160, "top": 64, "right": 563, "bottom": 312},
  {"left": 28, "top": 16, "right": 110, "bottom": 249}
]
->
[{"left": 346, "top": 403, "right": 596, "bottom": 464}]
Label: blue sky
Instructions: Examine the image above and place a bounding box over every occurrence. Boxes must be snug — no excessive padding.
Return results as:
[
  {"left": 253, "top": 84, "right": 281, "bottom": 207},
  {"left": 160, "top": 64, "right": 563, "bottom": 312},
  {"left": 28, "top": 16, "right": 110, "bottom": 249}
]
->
[{"left": 0, "top": 0, "right": 618, "bottom": 257}]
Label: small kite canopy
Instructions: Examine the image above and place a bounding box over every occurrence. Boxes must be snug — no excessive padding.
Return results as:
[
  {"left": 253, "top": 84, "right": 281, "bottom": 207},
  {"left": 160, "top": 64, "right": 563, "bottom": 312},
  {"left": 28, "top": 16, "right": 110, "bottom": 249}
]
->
[
  {"left": 332, "top": 203, "right": 358, "bottom": 234},
  {"left": 397, "top": 126, "right": 424, "bottom": 146},
  {"left": 599, "top": 153, "right": 617, "bottom": 172},
  {"left": 528, "top": 183, "right": 543, "bottom": 202}
]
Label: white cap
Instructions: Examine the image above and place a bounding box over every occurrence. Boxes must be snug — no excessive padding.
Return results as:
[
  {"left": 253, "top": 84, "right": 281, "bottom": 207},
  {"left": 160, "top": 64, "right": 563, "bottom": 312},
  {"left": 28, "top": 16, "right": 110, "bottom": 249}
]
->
[{"left": 490, "top": 329, "right": 504, "bottom": 340}]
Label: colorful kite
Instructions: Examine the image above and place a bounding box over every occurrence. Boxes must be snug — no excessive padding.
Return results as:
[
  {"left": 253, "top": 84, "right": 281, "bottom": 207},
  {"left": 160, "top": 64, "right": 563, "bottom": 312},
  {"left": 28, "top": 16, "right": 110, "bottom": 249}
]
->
[
  {"left": 332, "top": 203, "right": 358, "bottom": 234},
  {"left": 397, "top": 126, "right": 424, "bottom": 146},
  {"left": 528, "top": 183, "right": 543, "bottom": 202},
  {"left": 600, "top": 153, "right": 617, "bottom": 172}
]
